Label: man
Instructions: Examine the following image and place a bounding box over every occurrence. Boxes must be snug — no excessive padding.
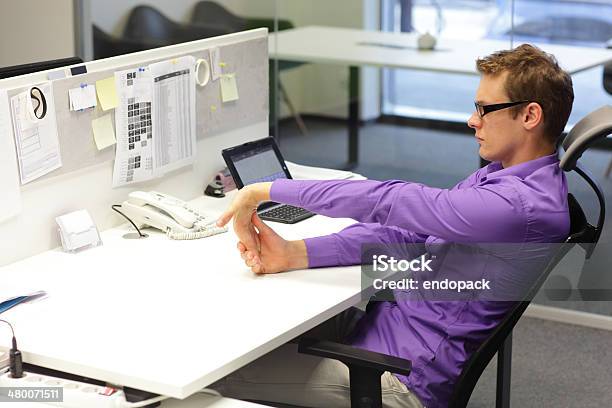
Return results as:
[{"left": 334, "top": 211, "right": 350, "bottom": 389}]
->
[{"left": 214, "top": 44, "right": 574, "bottom": 407}]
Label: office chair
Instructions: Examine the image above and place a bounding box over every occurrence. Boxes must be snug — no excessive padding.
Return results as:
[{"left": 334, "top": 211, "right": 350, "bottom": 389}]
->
[
  {"left": 298, "top": 105, "right": 611, "bottom": 408},
  {"left": 190, "top": 1, "right": 309, "bottom": 137},
  {"left": 122, "top": 5, "right": 231, "bottom": 48},
  {"left": 92, "top": 25, "right": 155, "bottom": 60}
]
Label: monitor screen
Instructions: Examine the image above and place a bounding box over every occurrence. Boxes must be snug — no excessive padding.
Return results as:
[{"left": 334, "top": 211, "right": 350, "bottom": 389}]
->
[
  {"left": 230, "top": 144, "right": 287, "bottom": 186},
  {"left": 0, "top": 57, "right": 83, "bottom": 80}
]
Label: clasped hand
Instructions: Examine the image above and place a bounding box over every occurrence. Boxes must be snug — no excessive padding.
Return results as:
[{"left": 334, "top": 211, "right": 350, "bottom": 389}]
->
[{"left": 217, "top": 183, "right": 307, "bottom": 274}]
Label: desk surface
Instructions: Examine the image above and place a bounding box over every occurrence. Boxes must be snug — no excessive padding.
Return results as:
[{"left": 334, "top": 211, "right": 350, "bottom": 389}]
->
[
  {"left": 0, "top": 174, "right": 364, "bottom": 399},
  {"left": 269, "top": 26, "right": 612, "bottom": 75}
]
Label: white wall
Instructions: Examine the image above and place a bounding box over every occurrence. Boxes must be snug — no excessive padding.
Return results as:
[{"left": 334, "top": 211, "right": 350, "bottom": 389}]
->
[{"left": 0, "top": 0, "right": 76, "bottom": 67}]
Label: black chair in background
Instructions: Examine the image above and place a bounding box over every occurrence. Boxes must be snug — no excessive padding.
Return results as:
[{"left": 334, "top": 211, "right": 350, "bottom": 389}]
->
[
  {"left": 190, "top": 1, "right": 309, "bottom": 137},
  {"left": 122, "top": 5, "right": 231, "bottom": 47},
  {"left": 297, "top": 106, "right": 611, "bottom": 408},
  {"left": 93, "top": 6, "right": 231, "bottom": 61},
  {"left": 93, "top": 25, "right": 153, "bottom": 60}
]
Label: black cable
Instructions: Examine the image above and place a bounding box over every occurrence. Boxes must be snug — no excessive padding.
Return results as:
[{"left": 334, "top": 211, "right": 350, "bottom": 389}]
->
[
  {"left": 0, "top": 319, "right": 23, "bottom": 378},
  {"left": 111, "top": 204, "right": 146, "bottom": 237},
  {"left": 0, "top": 319, "right": 15, "bottom": 338}
]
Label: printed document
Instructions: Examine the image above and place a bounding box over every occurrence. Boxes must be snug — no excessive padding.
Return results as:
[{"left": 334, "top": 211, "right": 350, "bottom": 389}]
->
[
  {"left": 0, "top": 89, "right": 21, "bottom": 222},
  {"left": 112, "top": 67, "right": 154, "bottom": 187},
  {"left": 149, "top": 56, "right": 196, "bottom": 176},
  {"left": 10, "top": 82, "right": 62, "bottom": 184}
]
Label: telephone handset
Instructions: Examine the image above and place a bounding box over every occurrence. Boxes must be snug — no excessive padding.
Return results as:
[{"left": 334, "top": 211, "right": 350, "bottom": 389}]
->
[{"left": 120, "top": 191, "right": 227, "bottom": 240}]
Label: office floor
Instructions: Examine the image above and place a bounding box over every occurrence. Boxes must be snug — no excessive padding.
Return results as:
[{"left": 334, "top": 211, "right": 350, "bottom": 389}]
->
[
  {"left": 276, "top": 118, "right": 612, "bottom": 406},
  {"left": 277, "top": 117, "right": 612, "bottom": 316},
  {"left": 468, "top": 315, "right": 612, "bottom": 408}
]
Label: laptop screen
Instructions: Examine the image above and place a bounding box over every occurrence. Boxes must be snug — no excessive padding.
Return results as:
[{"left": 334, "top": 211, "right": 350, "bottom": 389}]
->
[
  {"left": 223, "top": 138, "right": 291, "bottom": 188},
  {"left": 232, "top": 145, "right": 287, "bottom": 185}
]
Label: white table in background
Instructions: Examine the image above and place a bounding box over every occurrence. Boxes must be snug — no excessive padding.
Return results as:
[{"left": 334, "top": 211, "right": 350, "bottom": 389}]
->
[{"left": 269, "top": 26, "right": 612, "bottom": 166}]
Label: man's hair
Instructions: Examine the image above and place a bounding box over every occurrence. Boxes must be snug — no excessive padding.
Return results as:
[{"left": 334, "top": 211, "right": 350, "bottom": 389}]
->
[{"left": 476, "top": 44, "right": 574, "bottom": 144}]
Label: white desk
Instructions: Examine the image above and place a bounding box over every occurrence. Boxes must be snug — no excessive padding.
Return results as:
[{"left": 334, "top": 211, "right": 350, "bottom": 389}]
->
[
  {"left": 269, "top": 26, "right": 612, "bottom": 75},
  {"left": 269, "top": 26, "right": 612, "bottom": 165},
  {"left": 0, "top": 169, "right": 364, "bottom": 401}
]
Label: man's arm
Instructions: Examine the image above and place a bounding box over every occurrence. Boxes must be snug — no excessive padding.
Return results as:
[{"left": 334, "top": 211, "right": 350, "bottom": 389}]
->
[
  {"left": 271, "top": 178, "right": 528, "bottom": 243},
  {"left": 305, "top": 222, "right": 427, "bottom": 268},
  {"left": 236, "top": 218, "right": 427, "bottom": 273}
]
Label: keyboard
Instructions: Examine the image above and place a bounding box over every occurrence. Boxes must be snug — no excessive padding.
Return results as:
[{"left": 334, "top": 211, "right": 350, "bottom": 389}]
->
[{"left": 258, "top": 204, "right": 315, "bottom": 224}]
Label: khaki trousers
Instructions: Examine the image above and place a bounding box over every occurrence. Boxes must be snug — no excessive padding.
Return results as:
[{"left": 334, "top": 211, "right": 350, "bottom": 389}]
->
[{"left": 211, "top": 308, "right": 424, "bottom": 408}]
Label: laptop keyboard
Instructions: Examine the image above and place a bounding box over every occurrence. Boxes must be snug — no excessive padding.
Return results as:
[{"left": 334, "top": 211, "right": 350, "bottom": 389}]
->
[{"left": 259, "top": 205, "right": 313, "bottom": 222}]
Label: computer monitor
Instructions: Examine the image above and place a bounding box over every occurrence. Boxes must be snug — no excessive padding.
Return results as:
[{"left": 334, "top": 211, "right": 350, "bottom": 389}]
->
[{"left": 0, "top": 57, "right": 83, "bottom": 80}]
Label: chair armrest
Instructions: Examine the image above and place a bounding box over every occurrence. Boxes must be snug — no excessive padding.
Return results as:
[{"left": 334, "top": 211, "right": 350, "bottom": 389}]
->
[{"left": 298, "top": 338, "right": 411, "bottom": 376}]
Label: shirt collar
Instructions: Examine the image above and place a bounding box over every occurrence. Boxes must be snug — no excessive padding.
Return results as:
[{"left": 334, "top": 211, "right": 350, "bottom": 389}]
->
[{"left": 481, "top": 153, "right": 559, "bottom": 182}]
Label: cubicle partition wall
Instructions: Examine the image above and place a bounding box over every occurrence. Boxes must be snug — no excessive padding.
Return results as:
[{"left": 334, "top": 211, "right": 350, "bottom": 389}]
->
[{"left": 0, "top": 28, "right": 269, "bottom": 266}]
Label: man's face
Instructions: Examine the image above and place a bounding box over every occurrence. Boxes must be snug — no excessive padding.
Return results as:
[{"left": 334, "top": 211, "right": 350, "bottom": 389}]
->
[{"left": 468, "top": 73, "right": 525, "bottom": 164}]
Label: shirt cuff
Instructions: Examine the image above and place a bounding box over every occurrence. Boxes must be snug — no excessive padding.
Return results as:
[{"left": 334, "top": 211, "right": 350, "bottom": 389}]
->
[
  {"left": 304, "top": 235, "right": 340, "bottom": 268},
  {"left": 270, "top": 179, "right": 303, "bottom": 207}
]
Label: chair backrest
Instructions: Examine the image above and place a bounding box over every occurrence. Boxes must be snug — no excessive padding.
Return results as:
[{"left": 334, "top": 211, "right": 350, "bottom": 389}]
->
[
  {"left": 448, "top": 105, "right": 612, "bottom": 408},
  {"left": 123, "top": 5, "right": 178, "bottom": 43},
  {"left": 122, "top": 5, "right": 230, "bottom": 46},
  {"left": 191, "top": 1, "right": 248, "bottom": 32},
  {"left": 93, "top": 25, "right": 155, "bottom": 60}
]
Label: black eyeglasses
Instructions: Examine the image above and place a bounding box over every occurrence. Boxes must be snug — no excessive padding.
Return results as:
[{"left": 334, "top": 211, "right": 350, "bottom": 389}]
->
[{"left": 474, "top": 100, "right": 530, "bottom": 118}]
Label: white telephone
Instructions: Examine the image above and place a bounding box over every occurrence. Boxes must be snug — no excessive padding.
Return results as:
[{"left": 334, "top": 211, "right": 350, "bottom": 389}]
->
[{"left": 119, "top": 191, "right": 227, "bottom": 240}]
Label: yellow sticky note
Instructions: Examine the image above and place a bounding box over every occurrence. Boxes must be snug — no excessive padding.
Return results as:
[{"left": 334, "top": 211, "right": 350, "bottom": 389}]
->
[
  {"left": 95, "top": 77, "right": 119, "bottom": 111},
  {"left": 92, "top": 114, "right": 116, "bottom": 150},
  {"left": 220, "top": 74, "right": 239, "bottom": 103}
]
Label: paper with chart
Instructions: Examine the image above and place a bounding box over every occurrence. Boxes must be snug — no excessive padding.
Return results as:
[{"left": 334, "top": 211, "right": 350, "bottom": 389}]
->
[
  {"left": 149, "top": 56, "right": 196, "bottom": 176},
  {"left": 9, "top": 82, "right": 62, "bottom": 184},
  {"left": 0, "top": 89, "right": 22, "bottom": 222},
  {"left": 112, "top": 67, "right": 154, "bottom": 187}
]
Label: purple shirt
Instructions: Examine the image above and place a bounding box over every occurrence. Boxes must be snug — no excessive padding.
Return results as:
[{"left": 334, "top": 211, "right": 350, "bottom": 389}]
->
[{"left": 270, "top": 153, "right": 569, "bottom": 407}]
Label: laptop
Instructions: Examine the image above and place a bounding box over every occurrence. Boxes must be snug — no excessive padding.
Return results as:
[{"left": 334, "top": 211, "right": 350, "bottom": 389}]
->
[{"left": 222, "top": 137, "right": 315, "bottom": 224}]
